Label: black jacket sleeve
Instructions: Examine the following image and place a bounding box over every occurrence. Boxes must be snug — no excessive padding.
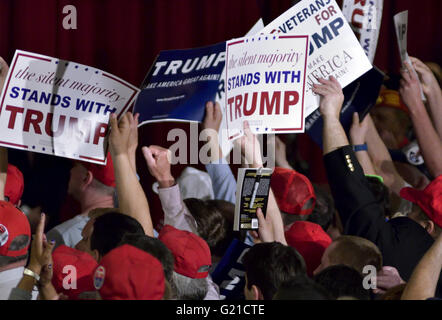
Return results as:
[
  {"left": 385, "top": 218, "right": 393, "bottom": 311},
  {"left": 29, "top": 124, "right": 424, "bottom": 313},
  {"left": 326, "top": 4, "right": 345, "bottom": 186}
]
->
[{"left": 323, "top": 145, "right": 394, "bottom": 245}]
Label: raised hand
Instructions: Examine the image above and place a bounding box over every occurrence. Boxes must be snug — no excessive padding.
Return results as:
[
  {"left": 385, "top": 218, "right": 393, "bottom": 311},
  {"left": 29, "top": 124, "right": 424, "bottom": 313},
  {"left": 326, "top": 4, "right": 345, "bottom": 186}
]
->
[
  {"left": 313, "top": 76, "right": 344, "bottom": 120},
  {"left": 28, "top": 213, "right": 55, "bottom": 276},
  {"left": 399, "top": 62, "right": 423, "bottom": 110},
  {"left": 142, "top": 145, "right": 174, "bottom": 188},
  {"left": 234, "top": 121, "right": 263, "bottom": 168},
  {"left": 109, "top": 112, "right": 135, "bottom": 157},
  {"left": 410, "top": 57, "right": 440, "bottom": 96},
  {"left": 202, "top": 101, "right": 222, "bottom": 133},
  {"left": 349, "top": 112, "right": 370, "bottom": 145}
]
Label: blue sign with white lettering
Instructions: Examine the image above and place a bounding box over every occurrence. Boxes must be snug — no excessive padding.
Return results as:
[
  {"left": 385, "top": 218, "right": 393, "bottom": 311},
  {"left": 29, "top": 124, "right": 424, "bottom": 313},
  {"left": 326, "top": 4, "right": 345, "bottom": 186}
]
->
[{"left": 134, "top": 42, "right": 226, "bottom": 125}]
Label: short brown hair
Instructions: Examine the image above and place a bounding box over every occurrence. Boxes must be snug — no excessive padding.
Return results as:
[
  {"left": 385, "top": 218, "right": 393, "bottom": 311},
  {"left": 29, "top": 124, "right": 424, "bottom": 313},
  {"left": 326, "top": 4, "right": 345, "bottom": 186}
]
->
[{"left": 328, "top": 235, "right": 383, "bottom": 273}]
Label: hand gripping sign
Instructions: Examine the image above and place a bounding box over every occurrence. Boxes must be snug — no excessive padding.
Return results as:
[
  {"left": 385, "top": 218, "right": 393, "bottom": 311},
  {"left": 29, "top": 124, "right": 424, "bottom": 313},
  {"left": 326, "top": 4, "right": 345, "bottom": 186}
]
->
[
  {"left": 257, "top": 0, "right": 372, "bottom": 118},
  {"left": 0, "top": 50, "right": 139, "bottom": 164},
  {"left": 225, "top": 35, "right": 309, "bottom": 141}
]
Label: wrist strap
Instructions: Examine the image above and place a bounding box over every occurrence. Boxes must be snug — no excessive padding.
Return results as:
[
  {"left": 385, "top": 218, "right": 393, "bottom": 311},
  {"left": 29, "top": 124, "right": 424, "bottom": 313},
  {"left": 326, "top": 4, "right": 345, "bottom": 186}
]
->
[
  {"left": 23, "top": 268, "right": 40, "bottom": 282},
  {"left": 353, "top": 144, "right": 368, "bottom": 152}
]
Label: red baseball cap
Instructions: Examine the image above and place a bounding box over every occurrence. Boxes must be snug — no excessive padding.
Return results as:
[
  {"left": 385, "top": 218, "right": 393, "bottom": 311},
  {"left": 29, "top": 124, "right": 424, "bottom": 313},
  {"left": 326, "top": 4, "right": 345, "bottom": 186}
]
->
[
  {"left": 0, "top": 201, "right": 30, "bottom": 257},
  {"left": 94, "top": 244, "right": 165, "bottom": 300},
  {"left": 285, "top": 221, "right": 332, "bottom": 277},
  {"left": 5, "top": 164, "right": 24, "bottom": 205},
  {"left": 400, "top": 175, "right": 442, "bottom": 228},
  {"left": 271, "top": 167, "right": 316, "bottom": 215},
  {"left": 80, "top": 153, "right": 116, "bottom": 187},
  {"left": 159, "top": 225, "right": 211, "bottom": 279},
  {"left": 52, "top": 245, "right": 98, "bottom": 300}
]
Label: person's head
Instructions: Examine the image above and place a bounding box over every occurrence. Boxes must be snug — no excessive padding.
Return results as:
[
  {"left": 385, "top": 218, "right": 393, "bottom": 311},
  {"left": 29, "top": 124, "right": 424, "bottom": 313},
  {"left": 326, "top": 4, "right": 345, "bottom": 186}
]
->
[
  {"left": 158, "top": 225, "right": 212, "bottom": 300},
  {"left": 284, "top": 221, "right": 332, "bottom": 277},
  {"left": 67, "top": 154, "right": 115, "bottom": 206},
  {"left": 183, "top": 198, "right": 229, "bottom": 256},
  {"left": 370, "top": 89, "right": 411, "bottom": 149},
  {"left": 314, "top": 264, "right": 370, "bottom": 300},
  {"left": 270, "top": 167, "right": 316, "bottom": 227},
  {"left": 93, "top": 244, "right": 166, "bottom": 300},
  {"left": 273, "top": 274, "right": 331, "bottom": 300},
  {"left": 307, "top": 185, "right": 336, "bottom": 232},
  {"left": 4, "top": 164, "right": 24, "bottom": 206},
  {"left": 0, "top": 201, "right": 30, "bottom": 271},
  {"left": 118, "top": 233, "right": 174, "bottom": 284},
  {"left": 75, "top": 211, "right": 145, "bottom": 261},
  {"left": 314, "top": 235, "right": 383, "bottom": 275},
  {"left": 366, "top": 175, "right": 391, "bottom": 218},
  {"left": 176, "top": 167, "right": 214, "bottom": 200},
  {"left": 242, "top": 242, "right": 306, "bottom": 300},
  {"left": 400, "top": 176, "right": 442, "bottom": 239},
  {"left": 52, "top": 245, "right": 98, "bottom": 300}
]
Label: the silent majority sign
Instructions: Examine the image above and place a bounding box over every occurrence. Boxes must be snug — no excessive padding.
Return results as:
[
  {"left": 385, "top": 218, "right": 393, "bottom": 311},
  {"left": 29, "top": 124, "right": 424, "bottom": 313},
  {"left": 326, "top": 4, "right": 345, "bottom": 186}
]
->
[
  {"left": 225, "top": 35, "right": 309, "bottom": 141},
  {"left": 0, "top": 50, "right": 139, "bottom": 164}
]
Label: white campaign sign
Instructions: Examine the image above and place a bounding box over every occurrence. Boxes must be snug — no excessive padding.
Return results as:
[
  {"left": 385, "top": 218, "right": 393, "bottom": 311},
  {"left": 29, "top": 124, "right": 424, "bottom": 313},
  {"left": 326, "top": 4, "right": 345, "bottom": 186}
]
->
[
  {"left": 393, "top": 11, "right": 426, "bottom": 101},
  {"left": 342, "top": 0, "right": 383, "bottom": 63},
  {"left": 257, "top": 0, "right": 372, "bottom": 117},
  {"left": 0, "top": 50, "right": 139, "bottom": 164},
  {"left": 225, "top": 35, "right": 309, "bottom": 141},
  {"left": 218, "top": 19, "right": 264, "bottom": 156}
]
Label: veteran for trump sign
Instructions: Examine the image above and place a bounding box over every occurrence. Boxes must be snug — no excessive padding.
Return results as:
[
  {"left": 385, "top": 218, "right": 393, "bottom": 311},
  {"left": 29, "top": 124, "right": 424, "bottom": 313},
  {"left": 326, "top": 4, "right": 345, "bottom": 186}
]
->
[
  {"left": 0, "top": 50, "right": 139, "bottom": 164},
  {"left": 258, "top": 0, "right": 372, "bottom": 117},
  {"left": 225, "top": 35, "right": 309, "bottom": 141}
]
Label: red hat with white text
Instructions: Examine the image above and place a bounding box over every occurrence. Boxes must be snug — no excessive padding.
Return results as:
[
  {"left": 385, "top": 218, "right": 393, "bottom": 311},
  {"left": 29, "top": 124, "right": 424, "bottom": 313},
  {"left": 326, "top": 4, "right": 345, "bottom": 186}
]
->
[
  {"left": 93, "top": 244, "right": 165, "bottom": 300},
  {"left": 0, "top": 201, "right": 30, "bottom": 257}
]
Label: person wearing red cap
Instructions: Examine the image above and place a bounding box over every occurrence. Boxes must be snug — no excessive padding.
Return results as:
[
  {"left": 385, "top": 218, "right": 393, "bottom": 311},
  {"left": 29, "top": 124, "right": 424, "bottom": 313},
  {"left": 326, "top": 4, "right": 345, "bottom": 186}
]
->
[
  {"left": 284, "top": 221, "right": 332, "bottom": 277},
  {"left": 158, "top": 225, "right": 213, "bottom": 300},
  {"left": 270, "top": 166, "right": 316, "bottom": 226},
  {"left": 93, "top": 244, "right": 166, "bottom": 300},
  {"left": 0, "top": 144, "right": 33, "bottom": 299},
  {"left": 315, "top": 75, "right": 442, "bottom": 296},
  {"left": 51, "top": 245, "right": 99, "bottom": 300},
  {"left": 0, "top": 201, "right": 33, "bottom": 299},
  {"left": 46, "top": 153, "right": 116, "bottom": 249}
]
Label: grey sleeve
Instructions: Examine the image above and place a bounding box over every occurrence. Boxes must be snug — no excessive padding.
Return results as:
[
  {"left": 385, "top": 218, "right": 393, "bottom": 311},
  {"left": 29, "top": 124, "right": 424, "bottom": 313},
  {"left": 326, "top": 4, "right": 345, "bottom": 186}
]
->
[{"left": 8, "top": 287, "right": 33, "bottom": 300}]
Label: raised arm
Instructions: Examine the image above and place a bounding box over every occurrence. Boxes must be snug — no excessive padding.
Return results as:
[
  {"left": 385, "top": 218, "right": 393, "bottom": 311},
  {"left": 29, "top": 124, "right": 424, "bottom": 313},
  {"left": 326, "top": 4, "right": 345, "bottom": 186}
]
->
[
  {"left": 142, "top": 145, "right": 198, "bottom": 234},
  {"left": 401, "top": 234, "right": 442, "bottom": 300},
  {"left": 410, "top": 56, "right": 442, "bottom": 140},
  {"left": 365, "top": 114, "right": 408, "bottom": 195},
  {"left": 202, "top": 101, "right": 237, "bottom": 203},
  {"left": 234, "top": 121, "right": 287, "bottom": 245},
  {"left": 399, "top": 62, "right": 442, "bottom": 177},
  {"left": 349, "top": 112, "right": 377, "bottom": 175},
  {"left": 109, "top": 112, "right": 154, "bottom": 236},
  {"left": 314, "top": 77, "right": 389, "bottom": 240},
  {"left": 9, "top": 214, "right": 55, "bottom": 300}
]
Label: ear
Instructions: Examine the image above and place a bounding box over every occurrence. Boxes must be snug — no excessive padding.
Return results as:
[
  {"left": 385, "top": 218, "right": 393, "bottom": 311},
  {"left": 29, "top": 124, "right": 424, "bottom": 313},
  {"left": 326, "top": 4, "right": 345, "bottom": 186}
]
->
[
  {"left": 91, "top": 249, "right": 100, "bottom": 262},
  {"left": 424, "top": 220, "right": 435, "bottom": 237},
  {"left": 83, "top": 170, "right": 94, "bottom": 189},
  {"left": 251, "top": 285, "right": 264, "bottom": 300}
]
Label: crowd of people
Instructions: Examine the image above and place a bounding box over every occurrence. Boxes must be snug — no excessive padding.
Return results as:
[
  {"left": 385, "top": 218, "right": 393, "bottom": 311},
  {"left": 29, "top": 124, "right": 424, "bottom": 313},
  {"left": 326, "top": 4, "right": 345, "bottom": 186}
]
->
[{"left": 0, "top": 44, "right": 441, "bottom": 301}]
